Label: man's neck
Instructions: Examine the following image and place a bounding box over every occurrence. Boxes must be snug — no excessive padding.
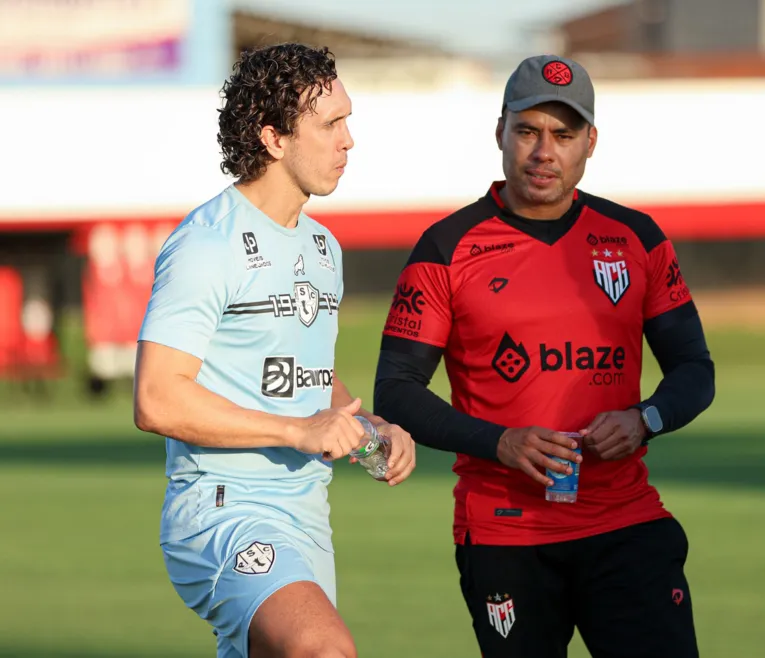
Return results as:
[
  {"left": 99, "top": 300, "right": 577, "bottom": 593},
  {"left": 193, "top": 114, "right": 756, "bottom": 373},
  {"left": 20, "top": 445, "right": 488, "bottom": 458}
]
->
[
  {"left": 235, "top": 171, "right": 308, "bottom": 229},
  {"left": 500, "top": 183, "right": 574, "bottom": 221}
]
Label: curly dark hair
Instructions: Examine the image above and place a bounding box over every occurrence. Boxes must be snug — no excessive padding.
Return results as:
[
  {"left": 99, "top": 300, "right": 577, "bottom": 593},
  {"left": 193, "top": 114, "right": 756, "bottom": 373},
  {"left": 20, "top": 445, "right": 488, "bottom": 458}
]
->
[{"left": 217, "top": 43, "right": 338, "bottom": 183}]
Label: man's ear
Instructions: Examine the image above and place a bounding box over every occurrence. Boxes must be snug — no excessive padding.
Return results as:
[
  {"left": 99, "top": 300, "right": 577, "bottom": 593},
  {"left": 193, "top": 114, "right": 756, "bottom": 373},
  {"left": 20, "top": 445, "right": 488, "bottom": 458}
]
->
[
  {"left": 260, "top": 125, "right": 288, "bottom": 161},
  {"left": 495, "top": 115, "right": 505, "bottom": 150}
]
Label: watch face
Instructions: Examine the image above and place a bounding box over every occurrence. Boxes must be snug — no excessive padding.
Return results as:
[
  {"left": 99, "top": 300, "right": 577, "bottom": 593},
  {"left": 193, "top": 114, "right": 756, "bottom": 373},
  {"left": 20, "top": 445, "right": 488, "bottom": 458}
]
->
[{"left": 644, "top": 406, "right": 663, "bottom": 433}]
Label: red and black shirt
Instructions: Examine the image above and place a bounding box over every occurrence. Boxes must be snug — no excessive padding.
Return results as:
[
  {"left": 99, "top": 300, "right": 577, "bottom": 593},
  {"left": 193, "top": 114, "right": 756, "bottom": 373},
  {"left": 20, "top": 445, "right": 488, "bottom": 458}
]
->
[{"left": 374, "top": 182, "right": 714, "bottom": 546}]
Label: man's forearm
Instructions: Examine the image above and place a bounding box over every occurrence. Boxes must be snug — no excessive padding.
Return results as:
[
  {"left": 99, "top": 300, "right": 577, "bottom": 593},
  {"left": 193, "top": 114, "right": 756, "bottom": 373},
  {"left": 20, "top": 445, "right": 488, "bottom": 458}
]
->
[
  {"left": 135, "top": 373, "right": 302, "bottom": 449},
  {"left": 640, "top": 360, "right": 714, "bottom": 436},
  {"left": 374, "top": 350, "right": 506, "bottom": 461}
]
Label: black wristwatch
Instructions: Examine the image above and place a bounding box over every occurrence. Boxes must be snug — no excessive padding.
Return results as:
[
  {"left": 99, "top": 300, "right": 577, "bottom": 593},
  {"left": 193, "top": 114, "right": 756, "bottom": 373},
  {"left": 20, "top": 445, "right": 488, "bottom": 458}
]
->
[{"left": 633, "top": 403, "right": 663, "bottom": 443}]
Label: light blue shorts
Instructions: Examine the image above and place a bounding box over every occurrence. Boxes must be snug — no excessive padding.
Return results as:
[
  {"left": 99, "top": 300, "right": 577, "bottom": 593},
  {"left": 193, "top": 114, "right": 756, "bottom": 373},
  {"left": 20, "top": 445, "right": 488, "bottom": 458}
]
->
[{"left": 162, "top": 516, "right": 336, "bottom": 658}]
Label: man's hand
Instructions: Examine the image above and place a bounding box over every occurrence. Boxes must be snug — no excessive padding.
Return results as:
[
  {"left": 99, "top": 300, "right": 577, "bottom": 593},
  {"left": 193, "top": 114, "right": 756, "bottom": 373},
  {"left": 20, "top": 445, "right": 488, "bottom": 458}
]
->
[
  {"left": 497, "top": 427, "right": 582, "bottom": 487},
  {"left": 374, "top": 421, "right": 416, "bottom": 486},
  {"left": 580, "top": 409, "right": 646, "bottom": 461},
  {"left": 293, "top": 399, "right": 365, "bottom": 459}
]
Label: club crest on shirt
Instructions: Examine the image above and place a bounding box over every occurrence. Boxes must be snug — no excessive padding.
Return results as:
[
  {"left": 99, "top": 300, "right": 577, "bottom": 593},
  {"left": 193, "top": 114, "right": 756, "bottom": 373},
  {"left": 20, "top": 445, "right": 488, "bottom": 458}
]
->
[
  {"left": 592, "top": 251, "right": 630, "bottom": 305},
  {"left": 486, "top": 593, "right": 516, "bottom": 638},
  {"left": 233, "top": 542, "right": 275, "bottom": 575},
  {"left": 294, "top": 281, "right": 320, "bottom": 327}
]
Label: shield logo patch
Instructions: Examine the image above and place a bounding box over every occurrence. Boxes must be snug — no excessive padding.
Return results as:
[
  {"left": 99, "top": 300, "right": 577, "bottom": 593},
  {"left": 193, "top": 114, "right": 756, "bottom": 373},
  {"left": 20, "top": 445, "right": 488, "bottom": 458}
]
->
[
  {"left": 294, "top": 281, "right": 320, "bottom": 327},
  {"left": 593, "top": 259, "right": 630, "bottom": 305},
  {"left": 487, "top": 594, "right": 516, "bottom": 638},
  {"left": 233, "top": 542, "right": 275, "bottom": 575}
]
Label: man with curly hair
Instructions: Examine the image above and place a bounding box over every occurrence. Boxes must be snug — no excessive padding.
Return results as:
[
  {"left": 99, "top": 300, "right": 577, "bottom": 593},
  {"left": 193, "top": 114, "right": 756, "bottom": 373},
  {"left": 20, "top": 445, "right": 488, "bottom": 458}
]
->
[{"left": 133, "top": 43, "right": 415, "bottom": 658}]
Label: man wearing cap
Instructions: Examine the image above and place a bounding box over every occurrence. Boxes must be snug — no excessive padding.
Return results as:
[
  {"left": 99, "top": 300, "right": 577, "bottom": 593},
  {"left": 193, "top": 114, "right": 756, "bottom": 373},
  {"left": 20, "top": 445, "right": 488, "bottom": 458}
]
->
[{"left": 373, "top": 55, "right": 714, "bottom": 657}]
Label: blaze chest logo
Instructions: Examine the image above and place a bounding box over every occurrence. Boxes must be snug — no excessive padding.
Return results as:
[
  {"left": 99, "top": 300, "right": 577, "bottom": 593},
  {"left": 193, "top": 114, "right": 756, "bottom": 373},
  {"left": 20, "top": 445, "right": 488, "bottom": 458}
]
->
[
  {"left": 492, "top": 333, "right": 626, "bottom": 386},
  {"left": 593, "top": 257, "right": 630, "bottom": 305},
  {"left": 487, "top": 593, "right": 516, "bottom": 638},
  {"left": 234, "top": 542, "right": 275, "bottom": 575},
  {"left": 294, "top": 281, "right": 320, "bottom": 327},
  {"left": 470, "top": 242, "right": 515, "bottom": 257},
  {"left": 492, "top": 333, "right": 531, "bottom": 383}
]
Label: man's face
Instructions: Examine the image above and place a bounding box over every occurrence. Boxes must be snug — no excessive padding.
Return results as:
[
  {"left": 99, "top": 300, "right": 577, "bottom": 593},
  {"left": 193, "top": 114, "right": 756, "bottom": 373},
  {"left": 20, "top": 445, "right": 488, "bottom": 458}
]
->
[
  {"left": 496, "top": 102, "right": 597, "bottom": 211},
  {"left": 283, "top": 78, "right": 354, "bottom": 198}
]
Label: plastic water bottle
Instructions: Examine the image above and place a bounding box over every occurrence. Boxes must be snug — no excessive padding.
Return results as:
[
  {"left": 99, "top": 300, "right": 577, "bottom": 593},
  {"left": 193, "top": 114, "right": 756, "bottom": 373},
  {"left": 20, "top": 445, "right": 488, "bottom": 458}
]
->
[
  {"left": 545, "top": 432, "right": 583, "bottom": 503},
  {"left": 349, "top": 416, "right": 390, "bottom": 480}
]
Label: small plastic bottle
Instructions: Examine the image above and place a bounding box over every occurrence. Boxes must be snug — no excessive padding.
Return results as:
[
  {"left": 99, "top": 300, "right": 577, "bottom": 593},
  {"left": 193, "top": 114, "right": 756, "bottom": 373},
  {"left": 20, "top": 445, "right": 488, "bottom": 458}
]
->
[
  {"left": 545, "top": 432, "right": 583, "bottom": 503},
  {"left": 349, "top": 416, "right": 390, "bottom": 480}
]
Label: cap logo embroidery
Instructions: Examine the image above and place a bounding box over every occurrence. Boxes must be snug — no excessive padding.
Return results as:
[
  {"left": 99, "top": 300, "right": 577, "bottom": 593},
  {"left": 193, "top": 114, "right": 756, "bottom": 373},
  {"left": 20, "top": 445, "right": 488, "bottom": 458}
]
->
[{"left": 542, "top": 61, "right": 572, "bottom": 86}]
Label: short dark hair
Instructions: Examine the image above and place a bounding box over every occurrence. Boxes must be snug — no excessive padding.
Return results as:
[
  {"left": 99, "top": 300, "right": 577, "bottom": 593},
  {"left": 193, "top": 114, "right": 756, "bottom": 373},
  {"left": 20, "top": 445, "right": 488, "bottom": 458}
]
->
[
  {"left": 217, "top": 43, "right": 338, "bottom": 182},
  {"left": 567, "top": 112, "right": 591, "bottom": 132}
]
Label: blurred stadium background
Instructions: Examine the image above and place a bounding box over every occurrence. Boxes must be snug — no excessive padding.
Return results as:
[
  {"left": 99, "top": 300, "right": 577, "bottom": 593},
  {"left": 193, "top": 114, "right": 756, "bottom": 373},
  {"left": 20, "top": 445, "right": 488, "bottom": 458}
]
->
[{"left": 1, "top": 1, "right": 764, "bottom": 656}]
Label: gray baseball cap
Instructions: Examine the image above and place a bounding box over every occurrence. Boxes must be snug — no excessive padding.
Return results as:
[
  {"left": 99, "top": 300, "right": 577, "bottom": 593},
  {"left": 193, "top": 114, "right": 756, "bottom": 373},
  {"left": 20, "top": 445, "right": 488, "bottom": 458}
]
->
[{"left": 503, "top": 55, "right": 595, "bottom": 125}]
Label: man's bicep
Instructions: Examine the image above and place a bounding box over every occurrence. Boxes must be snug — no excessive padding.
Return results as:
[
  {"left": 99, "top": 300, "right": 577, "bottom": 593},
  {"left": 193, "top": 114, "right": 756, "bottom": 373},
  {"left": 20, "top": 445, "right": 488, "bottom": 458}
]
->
[
  {"left": 133, "top": 341, "right": 204, "bottom": 427},
  {"left": 139, "top": 225, "right": 238, "bottom": 361},
  {"left": 136, "top": 340, "right": 203, "bottom": 384},
  {"left": 644, "top": 304, "right": 711, "bottom": 374},
  {"left": 382, "top": 235, "right": 452, "bottom": 349},
  {"left": 376, "top": 340, "right": 444, "bottom": 386},
  {"left": 644, "top": 237, "right": 693, "bottom": 321}
]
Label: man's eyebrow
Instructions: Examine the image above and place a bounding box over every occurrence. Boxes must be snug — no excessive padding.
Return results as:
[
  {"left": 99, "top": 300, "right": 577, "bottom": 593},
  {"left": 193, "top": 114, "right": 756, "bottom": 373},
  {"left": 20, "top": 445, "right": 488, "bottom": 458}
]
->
[{"left": 326, "top": 111, "right": 352, "bottom": 125}]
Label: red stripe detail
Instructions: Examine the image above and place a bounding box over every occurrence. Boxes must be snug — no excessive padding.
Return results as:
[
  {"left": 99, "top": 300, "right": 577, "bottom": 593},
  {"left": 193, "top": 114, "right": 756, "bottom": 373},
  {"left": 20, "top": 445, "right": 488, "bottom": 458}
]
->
[
  {"left": 0, "top": 200, "right": 763, "bottom": 244},
  {"left": 490, "top": 181, "right": 505, "bottom": 208}
]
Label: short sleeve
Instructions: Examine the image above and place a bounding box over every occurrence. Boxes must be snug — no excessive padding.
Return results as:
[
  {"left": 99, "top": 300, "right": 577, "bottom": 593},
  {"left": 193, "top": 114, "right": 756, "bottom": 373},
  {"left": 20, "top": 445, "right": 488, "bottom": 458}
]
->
[
  {"left": 382, "top": 232, "right": 452, "bottom": 349},
  {"left": 138, "top": 224, "right": 239, "bottom": 360},
  {"left": 644, "top": 238, "right": 693, "bottom": 321}
]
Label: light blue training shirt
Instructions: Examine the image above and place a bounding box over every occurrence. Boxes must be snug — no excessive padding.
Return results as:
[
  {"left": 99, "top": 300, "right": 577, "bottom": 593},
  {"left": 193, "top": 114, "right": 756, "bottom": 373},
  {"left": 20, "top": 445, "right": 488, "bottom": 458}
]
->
[{"left": 138, "top": 185, "right": 344, "bottom": 550}]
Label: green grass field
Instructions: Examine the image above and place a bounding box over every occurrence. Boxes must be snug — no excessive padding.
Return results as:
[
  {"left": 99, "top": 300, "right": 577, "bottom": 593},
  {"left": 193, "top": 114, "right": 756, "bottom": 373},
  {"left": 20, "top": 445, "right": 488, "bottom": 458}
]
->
[{"left": 1, "top": 296, "right": 764, "bottom": 657}]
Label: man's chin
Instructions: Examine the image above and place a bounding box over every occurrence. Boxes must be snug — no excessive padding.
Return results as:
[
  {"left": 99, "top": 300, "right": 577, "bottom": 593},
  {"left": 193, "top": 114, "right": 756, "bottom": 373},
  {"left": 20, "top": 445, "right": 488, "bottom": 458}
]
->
[
  {"left": 522, "top": 185, "right": 566, "bottom": 206},
  {"left": 307, "top": 181, "right": 340, "bottom": 198}
]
